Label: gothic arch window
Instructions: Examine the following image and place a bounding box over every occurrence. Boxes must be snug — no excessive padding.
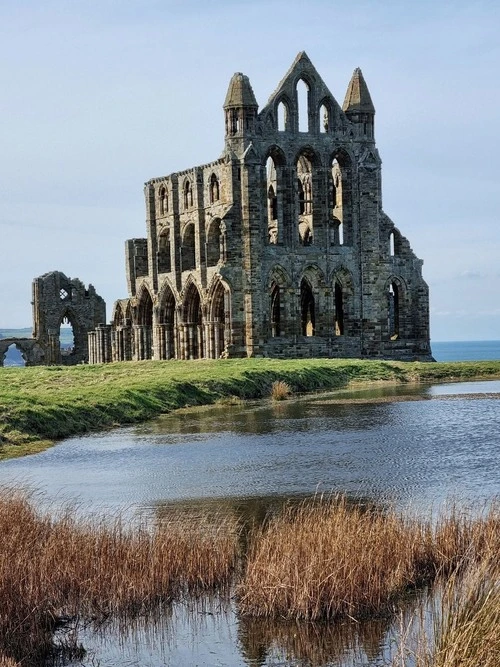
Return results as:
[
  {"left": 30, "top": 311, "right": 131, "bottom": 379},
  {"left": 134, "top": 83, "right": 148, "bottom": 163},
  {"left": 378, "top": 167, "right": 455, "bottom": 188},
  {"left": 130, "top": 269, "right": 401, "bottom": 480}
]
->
[
  {"left": 59, "top": 312, "right": 75, "bottom": 358},
  {"left": 330, "top": 150, "right": 353, "bottom": 246},
  {"left": 297, "top": 79, "right": 310, "bottom": 132},
  {"left": 209, "top": 173, "right": 220, "bottom": 203},
  {"left": 181, "top": 223, "right": 196, "bottom": 271},
  {"left": 320, "top": 103, "right": 329, "bottom": 133},
  {"left": 334, "top": 281, "right": 344, "bottom": 335},
  {"left": 277, "top": 100, "right": 288, "bottom": 131},
  {"left": 158, "top": 228, "right": 171, "bottom": 273},
  {"left": 159, "top": 185, "right": 168, "bottom": 215},
  {"left": 297, "top": 153, "right": 314, "bottom": 245},
  {"left": 267, "top": 156, "right": 278, "bottom": 244},
  {"left": 183, "top": 180, "right": 193, "bottom": 209},
  {"left": 270, "top": 282, "right": 281, "bottom": 337},
  {"left": 113, "top": 302, "right": 125, "bottom": 327},
  {"left": 206, "top": 218, "right": 222, "bottom": 266},
  {"left": 300, "top": 278, "right": 315, "bottom": 336},
  {"left": 137, "top": 289, "right": 153, "bottom": 327},
  {"left": 388, "top": 281, "right": 400, "bottom": 340},
  {"left": 389, "top": 231, "right": 395, "bottom": 257}
]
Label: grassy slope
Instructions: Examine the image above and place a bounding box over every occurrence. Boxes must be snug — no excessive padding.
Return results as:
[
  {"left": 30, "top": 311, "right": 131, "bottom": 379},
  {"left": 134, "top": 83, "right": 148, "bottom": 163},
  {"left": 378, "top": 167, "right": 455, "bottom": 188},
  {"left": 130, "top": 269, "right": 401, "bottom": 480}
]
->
[{"left": 1, "top": 358, "right": 500, "bottom": 459}]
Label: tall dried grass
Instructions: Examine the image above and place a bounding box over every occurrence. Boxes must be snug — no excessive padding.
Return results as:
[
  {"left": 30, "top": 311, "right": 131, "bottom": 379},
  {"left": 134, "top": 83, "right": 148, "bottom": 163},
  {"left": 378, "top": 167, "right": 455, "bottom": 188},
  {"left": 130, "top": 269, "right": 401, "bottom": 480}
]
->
[
  {"left": 238, "top": 497, "right": 500, "bottom": 622},
  {"left": 0, "top": 489, "right": 238, "bottom": 665},
  {"left": 393, "top": 550, "right": 500, "bottom": 667},
  {"left": 270, "top": 380, "right": 292, "bottom": 401}
]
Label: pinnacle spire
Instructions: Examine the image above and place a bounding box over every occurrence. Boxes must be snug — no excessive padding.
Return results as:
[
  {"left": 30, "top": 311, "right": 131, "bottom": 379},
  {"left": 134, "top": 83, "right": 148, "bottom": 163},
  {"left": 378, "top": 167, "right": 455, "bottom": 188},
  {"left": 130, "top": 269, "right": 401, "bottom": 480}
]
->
[
  {"left": 342, "top": 68, "right": 375, "bottom": 114},
  {"left": 224, "top": 72, "right": 258, "bottom": 109}
]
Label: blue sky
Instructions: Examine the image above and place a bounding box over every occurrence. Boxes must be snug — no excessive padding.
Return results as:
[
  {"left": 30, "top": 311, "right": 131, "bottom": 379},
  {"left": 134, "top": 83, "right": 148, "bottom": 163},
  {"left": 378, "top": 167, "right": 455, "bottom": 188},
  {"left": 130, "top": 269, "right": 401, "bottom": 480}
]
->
[{"left": 1, "top": 0, "right": 499, "bottom": 341}]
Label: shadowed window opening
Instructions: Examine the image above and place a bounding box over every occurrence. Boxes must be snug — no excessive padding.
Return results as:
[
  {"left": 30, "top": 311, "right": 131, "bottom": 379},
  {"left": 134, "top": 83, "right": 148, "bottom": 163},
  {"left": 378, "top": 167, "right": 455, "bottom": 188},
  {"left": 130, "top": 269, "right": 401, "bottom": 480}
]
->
[
  {"left": 184, "top": 181, "right": 193, "bottom": 209},
  {"left": 206, "top": 219, "right": 222, "bottom": 266},
  {"left": 271, "top": 282, "right": 281, "bottom": 337},
  {"left": 159, "top": 186, "right": 168, "bottom": 215},
  {"left": 388, "top": 282, "right": 400, "bottom": 339},
  {"left": 158, "top": 228, "right": 171, "bottom": 273},
  {"left": 300, "top": 278, "right": 315, "bottom": 336},
  {"left": 210, "top": 174, "right": 220, "bottom": 203},
  {"left": 181, "top": 224, "right": 196, "bottom": 271},
  {"left": 335, "top": 282, "right": 344, "bottom": 335},
  {"left": 183, "top": 285, "right": 204, "bottom": 359}
]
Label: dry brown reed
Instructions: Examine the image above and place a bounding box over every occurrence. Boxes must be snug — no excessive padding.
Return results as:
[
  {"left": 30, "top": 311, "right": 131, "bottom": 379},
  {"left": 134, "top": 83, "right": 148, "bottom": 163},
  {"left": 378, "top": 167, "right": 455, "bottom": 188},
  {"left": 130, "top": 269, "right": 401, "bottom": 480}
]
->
[
  {"left": 0, "top": 489, "right": 239, "bottom": 666},
  {"left": 395, "top": 549, "right": 500, "bottom": 667},
  {"left": 238, "top": 497, "right": 500, "bottom": 622},
  {"left": 270, "top": 380, "right": 292, "bottom": 401}
]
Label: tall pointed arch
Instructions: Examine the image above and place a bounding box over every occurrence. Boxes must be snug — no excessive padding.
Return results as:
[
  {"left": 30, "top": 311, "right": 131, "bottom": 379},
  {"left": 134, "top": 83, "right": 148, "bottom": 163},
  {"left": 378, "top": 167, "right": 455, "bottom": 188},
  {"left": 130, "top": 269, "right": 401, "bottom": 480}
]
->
[
  {"left": 207, "top": 277, "right": 231, "bottom": 358},
  {"left": 330, "top": 148, "right": 354, "bottom": 246},
  {"left": 265, "top": 146, "right": 286, "bottom": 245},
  {"left": 296, "top": 148, "right": 319, "bottom": 245},
  {"left": 157, "top": 281, "right": 177, "bottom": 359},
  {"left": 182, "top": 281, "right": 204, "bottom": 359},
  {"left": 332, "top": 267, "right": 354, "bottom": 337},
  {"left": 268, "top": 265, "right": 291, "bottom": 339},
  {"left": 300, "top": 277, "right": 315, "bottom": 336}
]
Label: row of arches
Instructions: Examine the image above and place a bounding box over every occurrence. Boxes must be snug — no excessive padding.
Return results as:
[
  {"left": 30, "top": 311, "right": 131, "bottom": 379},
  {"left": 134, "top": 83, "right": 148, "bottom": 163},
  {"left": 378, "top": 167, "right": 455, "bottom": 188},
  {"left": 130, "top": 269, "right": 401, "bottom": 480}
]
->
[
  {"left": 266, "top": 147, "right": 352, "bottom": 246},
  {"left": 156, "top": 218, "right": 224, "bottom": 275},
  {"left": 276, "top": 80, "right": 336, "bottom": 134},
  {"left": 113, "top": 279, "right": 230, "bottom": 361},
  {"left": 268, "top": 269, "right": 408, "bottom": 341},
  {"left": 158, "top": 172, "right": 221, "bottom": 216}
]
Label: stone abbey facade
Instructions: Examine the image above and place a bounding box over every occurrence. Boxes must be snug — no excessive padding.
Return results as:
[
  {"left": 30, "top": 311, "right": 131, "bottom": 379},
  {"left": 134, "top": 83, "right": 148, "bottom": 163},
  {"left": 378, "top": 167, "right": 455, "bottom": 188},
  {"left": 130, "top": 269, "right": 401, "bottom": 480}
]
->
[{"left": 89, "top": 52, "right": 432, "bottom": 363}]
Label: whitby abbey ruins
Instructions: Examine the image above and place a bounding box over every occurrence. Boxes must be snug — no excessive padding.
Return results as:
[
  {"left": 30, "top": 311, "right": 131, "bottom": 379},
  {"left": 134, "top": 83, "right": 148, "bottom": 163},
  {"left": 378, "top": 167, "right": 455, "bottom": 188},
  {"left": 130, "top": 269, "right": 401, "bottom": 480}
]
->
[{"left": 1, "top": 53, "right": 433, "bottom": 366}]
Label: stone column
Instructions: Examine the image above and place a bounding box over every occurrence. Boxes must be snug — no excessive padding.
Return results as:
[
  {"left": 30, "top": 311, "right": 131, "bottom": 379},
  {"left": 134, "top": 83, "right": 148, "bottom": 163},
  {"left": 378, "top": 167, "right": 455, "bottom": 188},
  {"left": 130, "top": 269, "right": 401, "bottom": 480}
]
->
[{"left": 88, "top": 331, "right": 97, "bottom": 364}]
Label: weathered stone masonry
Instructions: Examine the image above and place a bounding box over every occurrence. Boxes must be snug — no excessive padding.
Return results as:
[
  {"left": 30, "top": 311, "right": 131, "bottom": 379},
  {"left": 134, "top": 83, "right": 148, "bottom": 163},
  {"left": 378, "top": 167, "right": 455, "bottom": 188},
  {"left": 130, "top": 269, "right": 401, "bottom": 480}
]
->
[
  {"left": 1, "top": 271, "right": 106, "bottom": 366},
  {"left": 90, "top": 52, "right": 433, "bottom": 363}
]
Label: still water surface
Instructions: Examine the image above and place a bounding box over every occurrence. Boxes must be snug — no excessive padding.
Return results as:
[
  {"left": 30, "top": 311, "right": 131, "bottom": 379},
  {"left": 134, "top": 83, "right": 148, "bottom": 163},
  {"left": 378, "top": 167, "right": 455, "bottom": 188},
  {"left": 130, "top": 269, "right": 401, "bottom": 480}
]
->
[{"left": 1, "top": 380, "right": 500, "bottom": 666}]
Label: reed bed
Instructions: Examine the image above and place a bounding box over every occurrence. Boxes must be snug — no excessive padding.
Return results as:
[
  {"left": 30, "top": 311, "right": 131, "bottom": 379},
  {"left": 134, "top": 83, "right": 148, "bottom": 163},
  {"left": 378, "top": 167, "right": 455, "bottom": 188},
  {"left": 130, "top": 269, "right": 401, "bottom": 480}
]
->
[
  {"left": 0, "top": 489, "right": 239, "bottom": 665},
  {"left": 238, "top": 497, "right": 500, "bottom": 622},
  {"left": 392, "top": 551, "right": 500, "bottom": 667}
]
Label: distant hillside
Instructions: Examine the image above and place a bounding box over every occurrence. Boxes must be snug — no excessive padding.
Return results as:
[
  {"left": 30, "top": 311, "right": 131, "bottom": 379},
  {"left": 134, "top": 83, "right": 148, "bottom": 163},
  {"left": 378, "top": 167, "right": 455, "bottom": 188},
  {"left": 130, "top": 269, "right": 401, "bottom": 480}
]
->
[{"left": 0, "top": 328, "right": 32, "bottom": 340}]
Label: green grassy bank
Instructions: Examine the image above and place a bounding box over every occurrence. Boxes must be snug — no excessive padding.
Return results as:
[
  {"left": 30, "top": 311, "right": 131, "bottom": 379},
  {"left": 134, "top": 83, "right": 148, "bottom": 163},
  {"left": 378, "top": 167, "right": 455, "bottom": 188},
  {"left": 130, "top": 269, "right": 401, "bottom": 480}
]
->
[{"left": 1, "top": 358, "right": 500, "bottom": 459}]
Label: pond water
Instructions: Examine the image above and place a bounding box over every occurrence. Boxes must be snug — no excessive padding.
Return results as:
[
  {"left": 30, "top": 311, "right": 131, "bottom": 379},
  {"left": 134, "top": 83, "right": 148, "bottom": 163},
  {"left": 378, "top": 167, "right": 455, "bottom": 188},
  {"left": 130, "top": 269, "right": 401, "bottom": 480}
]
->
[{"left": 1, "top": 379, "right": 500, "bottom": 666}]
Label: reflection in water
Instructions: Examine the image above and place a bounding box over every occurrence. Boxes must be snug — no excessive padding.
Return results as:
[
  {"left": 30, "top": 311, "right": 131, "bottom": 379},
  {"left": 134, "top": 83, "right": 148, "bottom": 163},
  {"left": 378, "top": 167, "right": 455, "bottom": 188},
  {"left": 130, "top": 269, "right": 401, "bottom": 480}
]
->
[{"left": 237, "top": 614, "right": 394, "bottom": 667}]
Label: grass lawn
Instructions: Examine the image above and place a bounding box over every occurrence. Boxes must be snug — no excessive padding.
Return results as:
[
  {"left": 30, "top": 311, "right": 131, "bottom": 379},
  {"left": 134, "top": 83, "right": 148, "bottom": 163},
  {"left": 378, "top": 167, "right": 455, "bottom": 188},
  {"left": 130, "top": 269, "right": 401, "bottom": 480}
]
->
[{"left": 1, "top": 357, "right": 500, "bottom": 459}]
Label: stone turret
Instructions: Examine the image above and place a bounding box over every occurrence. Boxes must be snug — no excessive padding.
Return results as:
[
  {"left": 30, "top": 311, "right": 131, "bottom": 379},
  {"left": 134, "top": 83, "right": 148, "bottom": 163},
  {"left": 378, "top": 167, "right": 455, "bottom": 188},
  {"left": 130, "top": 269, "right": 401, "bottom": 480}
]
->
[
  {"left": 343, "top": 68, "right": 375, "bottom": 139},
  {"left": 223, "top": 72, "right": 258, "bottom": 151}
]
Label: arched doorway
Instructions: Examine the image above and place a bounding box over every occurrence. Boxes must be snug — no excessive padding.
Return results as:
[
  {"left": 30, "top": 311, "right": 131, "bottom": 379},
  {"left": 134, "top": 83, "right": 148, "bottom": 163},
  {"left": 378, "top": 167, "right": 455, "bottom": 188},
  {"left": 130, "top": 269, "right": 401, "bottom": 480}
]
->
[
  {"left": 207, "top": 280, "right": 229, "bottom": 358},
  {"left": 300, "top": 278, "right": 315, "bottom": 336},
  {"left": 157, "top": 284, "right": 177, "bottom": 359},
  {"left": 182, "top": 283, "right": 204, "bottom": 359},
  {"left": 135, "top": 288, "right": 153, "bottom": 360}
]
